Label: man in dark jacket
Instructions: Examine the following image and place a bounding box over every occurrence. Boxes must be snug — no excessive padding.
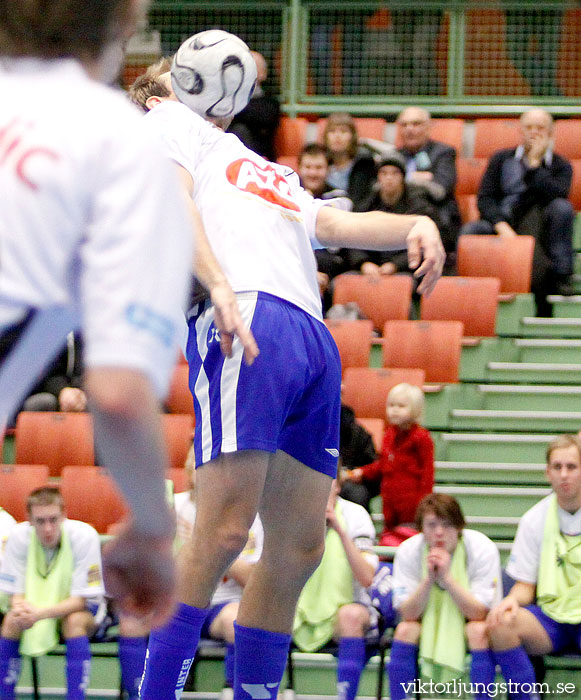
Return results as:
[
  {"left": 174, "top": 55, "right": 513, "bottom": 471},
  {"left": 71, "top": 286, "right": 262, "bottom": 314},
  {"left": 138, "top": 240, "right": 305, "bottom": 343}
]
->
[
  {"left": 348, "top": 152, "right": 442, "bottom": 276},
  {"left": 396, "top": 107, "right": 460, "bottom": 261},
  {"left": 462, "top": 108, "right": 574, "bottom": 298}
]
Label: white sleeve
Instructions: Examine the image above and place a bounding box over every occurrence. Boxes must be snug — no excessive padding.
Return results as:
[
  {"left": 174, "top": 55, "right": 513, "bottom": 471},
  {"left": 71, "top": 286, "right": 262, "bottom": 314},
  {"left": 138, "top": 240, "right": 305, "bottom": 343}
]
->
[
  {"left": 505, "top": 509, "right": 543, "bottom": 584},
  {"left": 0, "top": 511, "right": 16, "bottom": 568},
  {"left": 392, "top": 535, "right": 424, "bottom": 610},
  {"left": 465, "top": 532, "right": 502, "bottom": 609},
  {"left": 69, "top": 523, "right": 105, "bottom": 598},
  {"left": 81, "top": 124, "right": 193, "bottom": 398},
  {"left": 0, "top": 525, "right": 29, "bottom": 595}
]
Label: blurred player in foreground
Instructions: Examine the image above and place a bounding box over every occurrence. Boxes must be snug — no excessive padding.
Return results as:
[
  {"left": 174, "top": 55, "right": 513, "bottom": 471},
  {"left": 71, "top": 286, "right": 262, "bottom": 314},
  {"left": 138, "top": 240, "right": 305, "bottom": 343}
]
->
[
  {"left": 131, "top": 30, "right": 445, "bottom": 700},
  {"left": 0, "top": 0, "right": 193, "bottom": 624}
]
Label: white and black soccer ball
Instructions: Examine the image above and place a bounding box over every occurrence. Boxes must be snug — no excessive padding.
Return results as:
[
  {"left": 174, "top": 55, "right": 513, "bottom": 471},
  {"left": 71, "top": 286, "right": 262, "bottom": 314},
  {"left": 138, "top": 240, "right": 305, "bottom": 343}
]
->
[{"left": 171, "top": 29, "right": 257, "bottom": 119}]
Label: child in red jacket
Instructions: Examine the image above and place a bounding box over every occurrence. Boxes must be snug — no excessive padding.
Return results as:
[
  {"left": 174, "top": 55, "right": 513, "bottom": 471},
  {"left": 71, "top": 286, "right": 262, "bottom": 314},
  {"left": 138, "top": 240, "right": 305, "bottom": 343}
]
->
[{"left": 345, "top": 383, "right": 434, "bottom": 545}]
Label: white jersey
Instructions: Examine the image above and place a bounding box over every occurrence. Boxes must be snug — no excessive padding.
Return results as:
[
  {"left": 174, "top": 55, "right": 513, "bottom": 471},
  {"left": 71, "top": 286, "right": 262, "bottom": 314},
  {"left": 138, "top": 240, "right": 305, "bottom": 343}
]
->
[
  {"left": 143, "top": 101, "right": 326, "bottom": 321},
  {"left": 392, "top": 529, "right": 501, "bottom": 611},
  {"left": 174, "top": 490, "right": 263, "bottom": 605},
  {"left": 0, "top": 58, "right": 192, "bottom": 411},
  {"left": 0, "top": 519, "right": 105, "bottom": 600},
  {"left": 506, "top": 494, "right": 581, "bottom": 584},
  {"left": 334, "top": 496, "right": 379, "bottom": 606},
  {"left": 0, "top": 509, "right": 16, "bottom": 568}
]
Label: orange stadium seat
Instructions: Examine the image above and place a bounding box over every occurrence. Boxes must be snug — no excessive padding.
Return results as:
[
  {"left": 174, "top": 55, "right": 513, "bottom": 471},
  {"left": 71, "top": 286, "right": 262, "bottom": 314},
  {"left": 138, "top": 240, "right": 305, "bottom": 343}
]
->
[
  {"left": 60, "top": 466, "right": 129, "bottom": 534},
  {"left": 568, "top": 160, "right": 581, "bottom": 212},
  {"left": 167, "top": 467, "right": 190, "bottom": 495},
  {"left": 162, "top": 414, "right": 194, "bottom": 470},
  {"left": 456, "top": 158, "right": 487, "bottom": 195},
  {"left": 553, "top": 120, "right": 581, "bottom": 161},
  {"left": 355, "top": 418, "right": 385, "bottom": 454},
  {"left": 457, "top": 194, "right": 479, "bottom": 224},
  {"left": 166, "top": 364, "right": 195, "bottom": 417},
  {"left": 383, "top": 320, "right": 464, "bottom": 383},
  {"left": 457, "top": 234, "right": 534, "bottom": 294},
  {"left": 276, "top": 155, "right": 299, "bottom": 172},
  {"left": 0, "top": 464, "right": 49, "bottom": 522},
  {"left": 317, "top": 117, "right": 387, "bottom": 143},
  {"left": 473, "top": 118, "right": 521, "bottom": 159},
  {"left": 325, "top": 319, "right": 374, "bottom": 373},
  {"left": 274, "top": 117, "right": 308, "bottom": 157},
  {"left": 15, "top": 412, "right": 94, "bottom": 478},
  {"left": 332, "top": 273, "right": 413, "bottom": 331},
  {"left": 395, "top": 118, "right": 464, "bottom": 154},
  {"left": 342, "top": 367, "right": 425, "bottom": 420},
  {"left": 420, "top": 276, "right": 500, "bottom": 337}
]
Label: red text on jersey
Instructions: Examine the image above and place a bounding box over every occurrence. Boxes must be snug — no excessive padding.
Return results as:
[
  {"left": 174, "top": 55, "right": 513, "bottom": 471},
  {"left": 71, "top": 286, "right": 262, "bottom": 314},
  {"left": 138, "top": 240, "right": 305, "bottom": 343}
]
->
[
  {"left": 0, "top": 118, "right": 59, "bottom": 191},
  {"left": 226, "top": 159, "right": 300, "bottom": 212}
]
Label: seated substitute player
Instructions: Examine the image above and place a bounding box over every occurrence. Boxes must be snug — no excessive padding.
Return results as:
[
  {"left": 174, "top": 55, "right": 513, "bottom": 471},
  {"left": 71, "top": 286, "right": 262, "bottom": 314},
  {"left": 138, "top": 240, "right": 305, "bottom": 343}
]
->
[
  {"left": 0, "top": 0, "right": 200, "bottom": 623},
  {"left": 174, "top": 448, "right": 263, "bottom": 698},
  {"left": 487, "top": 434, "right": 581, "bottom": 700},
  {"left": 293, "top": 471, "right": 379, "bottom": 700},
  {"left": 0, "top": 488, "right": 105, "bottom": 700},
  {"left": 132, "top": 31, "right": 445, "bottom": 700},
  {"left": 389, "top": 494, "right": 501, "bottom": 700}
]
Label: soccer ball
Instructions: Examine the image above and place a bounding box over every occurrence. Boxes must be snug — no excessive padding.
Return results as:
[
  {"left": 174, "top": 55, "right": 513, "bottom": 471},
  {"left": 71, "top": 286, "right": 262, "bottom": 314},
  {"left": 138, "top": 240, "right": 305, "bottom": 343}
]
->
[{"left": 171, "top": 29, "right": 257, "bottom": 119}]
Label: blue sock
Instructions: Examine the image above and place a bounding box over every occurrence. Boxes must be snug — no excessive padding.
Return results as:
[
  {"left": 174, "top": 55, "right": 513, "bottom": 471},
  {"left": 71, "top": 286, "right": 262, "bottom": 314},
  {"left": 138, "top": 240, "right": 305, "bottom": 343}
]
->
[
  {"left": 65, "top": 636, "right": 91, "bottom": 700},
  {"left": 337, "top": 637, "right": 366, "bottom": 700},
  {"left": 119, "top": 636, "right": 148, "bottom": 700},
  {"left": 233, "top": 623, "right": 291, "bottom": 700},
  {"left": 0, "top": 638, "right": 21, "bottom": 700},
  {"left": 225, "top": 643, "right": 235, "bottom": 688},
  {"left": 388, "top": 640, "right": 418, "bottom": 700},
  {"left": 139, "top": 602, "right": 208, "bottom": 700},
  {"left": 494, "top": 647, "right": 537, "bottom": 700},
  {"left": 470, "top": 649, "right": 497, "bottom": 700}
]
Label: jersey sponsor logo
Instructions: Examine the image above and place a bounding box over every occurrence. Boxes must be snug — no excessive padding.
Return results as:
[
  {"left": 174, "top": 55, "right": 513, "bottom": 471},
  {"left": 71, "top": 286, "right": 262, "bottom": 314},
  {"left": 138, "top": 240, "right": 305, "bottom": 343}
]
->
[
  {"left": 87, "top": 563, "right": 102, "bottom": 587},
  {"left": 175, "top": 657, "right": 194, "bottom": 697},
  {"left": 240, "top": 682, "right": 278, "bottom": 699},
  {"left": 226, "top": 159, "right": 300, "bottom": 212},
  {"left": 0, "top": 117, "right": 59, "bottom": 191},
  {"left": 325, "top": 448, "right": 339, "bottom": 457}
]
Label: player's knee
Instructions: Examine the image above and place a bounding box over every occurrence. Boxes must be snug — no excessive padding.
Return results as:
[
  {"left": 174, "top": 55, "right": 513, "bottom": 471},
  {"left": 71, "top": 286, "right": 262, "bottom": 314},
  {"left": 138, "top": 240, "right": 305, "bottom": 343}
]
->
[
  {"left": 213, "top": 526, "right": 251, "bottom": 563},
  {"left": 85, "top": 368, "right": 150, "bottom": 419},
  {"left": 118, "top": 613, "right": 150, "bottom": 638},
  {"left": 465, "top": 621, "right": 489, "bottom": 649},
  {"left": 61, "top": 611, "right": 94, "bottom": 639},
  {"left": 394, "top": 620, "right": 421, "bottom": 644},
  {"left": 336, "top": 604, "right": 369, "bottom": 637},
  {"left": 1, "top": 612, "right": 23, "bottom": 640},
  {"left": 213, "top": 603, "right": 238, "bottom": 643}
]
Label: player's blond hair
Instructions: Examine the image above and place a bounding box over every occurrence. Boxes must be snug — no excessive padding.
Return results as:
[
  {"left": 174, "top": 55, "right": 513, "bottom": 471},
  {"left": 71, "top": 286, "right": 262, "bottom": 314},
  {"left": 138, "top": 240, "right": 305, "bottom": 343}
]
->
[
  {"left": 546, "top": 434, "right": 581, "bottom": 464},
  {"left": 0, "top": 0, "right": 141, "bottom": 60},
  {"left": 128, "top": 57, "right": 172, "bottom": 112},
  {"left": 387, "top": 382, "right": 424, "bottom": 422},
  {"left": 26, "top": 486, "right": 64, "bottom": 515}
]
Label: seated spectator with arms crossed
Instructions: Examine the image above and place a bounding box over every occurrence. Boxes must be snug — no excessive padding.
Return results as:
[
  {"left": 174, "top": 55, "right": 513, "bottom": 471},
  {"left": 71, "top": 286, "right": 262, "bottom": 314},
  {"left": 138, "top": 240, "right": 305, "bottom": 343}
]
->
[
  {"left": 389, "top": 494, "right": 501, "bottom": 700},
  {"left": 293, "top": 470, "right": 379, "bottom": 700},
  {"left": 487, "top": 434, "right": 581, "bottom": 700},
  {"left": 0, "top": 487, "right": 105, "bottom": 700}
]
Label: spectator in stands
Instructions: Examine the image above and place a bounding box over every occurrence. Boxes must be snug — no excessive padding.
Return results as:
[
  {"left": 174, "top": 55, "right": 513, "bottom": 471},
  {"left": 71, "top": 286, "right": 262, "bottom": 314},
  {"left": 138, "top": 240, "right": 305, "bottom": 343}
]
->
[
  {"left": 174, "top": 447, "right": 263, "bottom": 699},
  {"left": 323, "top": 113, "right": 378, "bottom": 208},
  {"left": 486, "top": 434, "right": 581, "bottom": 698},
  {"left": 396, "top": 107, "right": 461, "bottom": 264},
  {"left": 229, "top": 51, "right": 280, "bottom": 162},
  {"left": 462, "top": 108, "right": 575, "bottom": 302},
  {"left": 293, "top": 470, "right": 379, "bottom": 700},
  {"left": 347, "top": 152, "right": 441, "bottom": 277},
  {"left": 338, "top": 403, "right": 378, "bottom": 511},
  {"left": 345, "top": 383, "right": 434, "bottom": 546},
  {"left": 0, "top": 487, "right": 105, "bottom": 700},
  {"left": 388, "top": 494, "right": 502, "bottom": 700}
]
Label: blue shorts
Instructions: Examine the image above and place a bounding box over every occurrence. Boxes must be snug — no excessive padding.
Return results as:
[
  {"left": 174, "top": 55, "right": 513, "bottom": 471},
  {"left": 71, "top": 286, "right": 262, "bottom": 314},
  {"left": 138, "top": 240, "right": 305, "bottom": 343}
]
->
[
  {"left": 526, "top": 604, "right": 581, "bottom": 654},
  {"left": 186, "top": 291, "right": 341, "bottom": 477}
]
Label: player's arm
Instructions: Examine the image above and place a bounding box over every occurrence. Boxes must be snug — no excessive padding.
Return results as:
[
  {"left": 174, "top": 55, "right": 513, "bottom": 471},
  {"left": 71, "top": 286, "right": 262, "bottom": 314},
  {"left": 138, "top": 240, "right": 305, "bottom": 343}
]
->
[
  {"left": 27, "top": 596, "right": 88, "bottom": 622},
  {"left": 315, "top": 207, "right": 445, "bottom": 295},
  {"left": 225, "top": 558, "right": 254, "bottom": 587},
  {"left": 176, "top": 166, "right": 258, "bottom": 365}
]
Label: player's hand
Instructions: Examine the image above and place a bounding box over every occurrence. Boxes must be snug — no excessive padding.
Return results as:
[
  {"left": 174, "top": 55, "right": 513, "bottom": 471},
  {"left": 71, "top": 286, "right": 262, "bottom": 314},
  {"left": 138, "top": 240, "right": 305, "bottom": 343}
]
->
[
  {"left": 487, "top": 597, "right": 518, "bottom": 628},
  {"left": 428, "top": 547, "right": 451, "bottom": 586},
  {"left": 345, "top": 468, "right": 363, "bottom": 483},
  {"left": 361, "top": 262, "right": 381, "bottom": 277},
  {"left": 526, "top": 132, "right": 549, "bottom": 168},
  {"left": 210, "top": 280, "right": 259, "bottom": 366},
  {"left": 406, "top": 216, "right": 445, "bottom": 296},
  {"left": 102, "top": 526, "right": 177, "bottom": 629},
  {"left": 325, "top": 505, "right": 340, "bottom": 532}
]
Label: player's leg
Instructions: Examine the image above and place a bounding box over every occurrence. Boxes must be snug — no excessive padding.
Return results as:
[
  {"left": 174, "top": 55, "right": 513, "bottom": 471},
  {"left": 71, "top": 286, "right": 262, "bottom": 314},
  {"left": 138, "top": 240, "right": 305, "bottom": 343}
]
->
[
  {"left": 118, "top": 613, "right": 150, "bottom": 700},
  {"left": 139, "top": 449, "right": 268, "bottom": 700},
  {"left": 466, "top": 621, "right": 496, "bottom": 700},
  {"left": 61, "top": 610, "right": 96, "bottom": 700},
  {"left": 0, "top": 614, "right": 23, "bottom": 700},
  {"left": 489, "top": 606, "right": 553, "bottom": 700},
  {"left": 233, "top": 450, "right": 332, "bottom": 700},
  {"left": 334, "top": 604, "right": 371, "bottom": 700},
  {"left": 389, "top": 621, "right": 421, "bottom": 700}
]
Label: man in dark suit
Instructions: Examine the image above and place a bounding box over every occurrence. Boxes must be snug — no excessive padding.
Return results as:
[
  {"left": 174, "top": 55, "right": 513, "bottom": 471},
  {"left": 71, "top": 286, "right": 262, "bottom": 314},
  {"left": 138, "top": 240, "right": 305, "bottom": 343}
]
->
[
  {"left": 396, "top": 107, "right": 461, "bottom": 266},
  {"left": 462, "top": 108, "right": 574, "bottom": 300}
]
